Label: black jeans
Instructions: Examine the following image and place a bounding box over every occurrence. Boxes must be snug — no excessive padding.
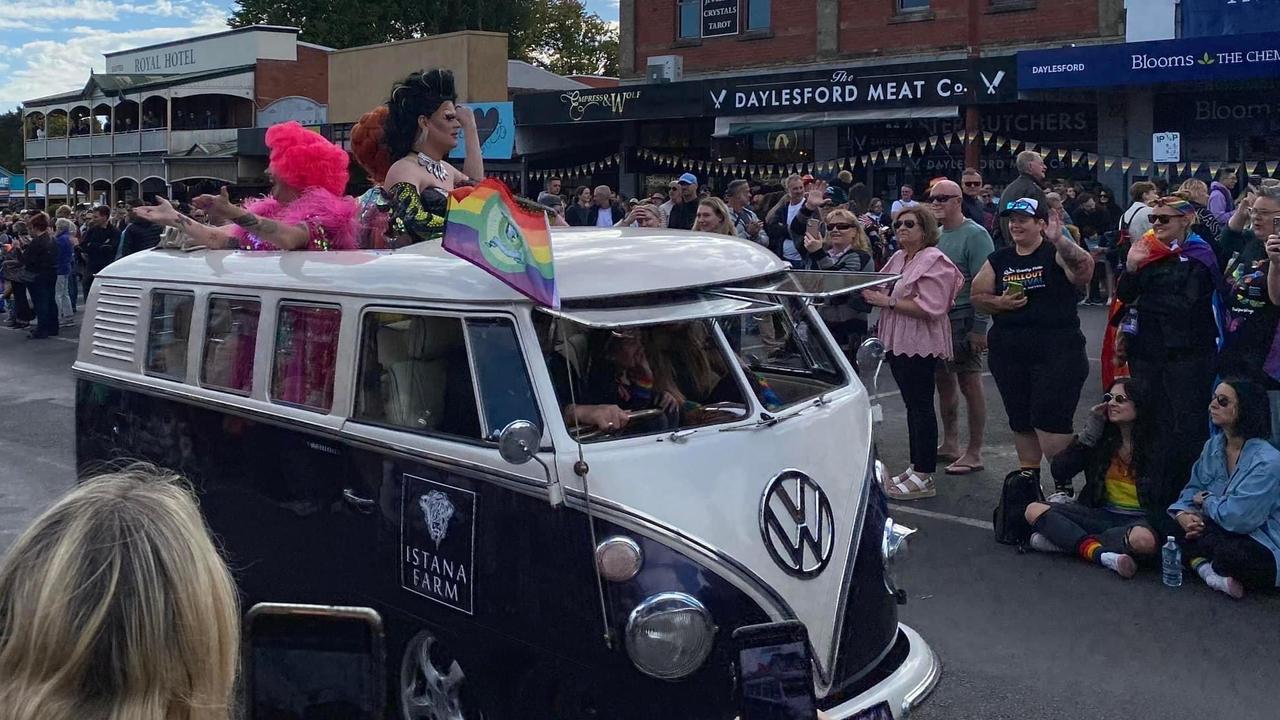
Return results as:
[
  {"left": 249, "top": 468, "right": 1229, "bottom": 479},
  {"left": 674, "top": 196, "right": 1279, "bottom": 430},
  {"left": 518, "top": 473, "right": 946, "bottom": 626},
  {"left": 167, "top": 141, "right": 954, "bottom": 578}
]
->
[
  {"left": 29, "top": 271, "right": 58, "bottom": 337},
  {"left": 1182, "top": 518, "right": 1277, "bottom": 589},
  {"left": 8, "top": 279, "right": 33, "bottom": 323},
  {"left": 888, "top": 353, "right": 939, "bottom": 474},
  {"left": 1034, "top": 502, "right": 1153, "bottom": 556}
]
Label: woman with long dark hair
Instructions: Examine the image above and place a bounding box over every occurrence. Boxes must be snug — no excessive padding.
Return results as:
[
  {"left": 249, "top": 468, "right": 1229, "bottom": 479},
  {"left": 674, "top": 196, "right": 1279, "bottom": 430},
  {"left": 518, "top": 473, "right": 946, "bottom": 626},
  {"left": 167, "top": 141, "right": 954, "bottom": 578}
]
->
[
  {"left": 1024, "top": 377, "right": 1163, "bottom": 578},
  {"left": 1169, "top": 377, "right": 1280, "bottom": 599},
  {"left": 350, "top": 69, "right": 484, "bottom": 246}
]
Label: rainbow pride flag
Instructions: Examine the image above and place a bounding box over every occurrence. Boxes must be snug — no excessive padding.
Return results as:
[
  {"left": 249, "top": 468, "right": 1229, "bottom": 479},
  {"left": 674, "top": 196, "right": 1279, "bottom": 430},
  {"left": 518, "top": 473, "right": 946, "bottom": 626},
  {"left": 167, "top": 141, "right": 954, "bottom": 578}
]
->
[{"left": 442, "top": 179, "right": 559, "bottom": 308}]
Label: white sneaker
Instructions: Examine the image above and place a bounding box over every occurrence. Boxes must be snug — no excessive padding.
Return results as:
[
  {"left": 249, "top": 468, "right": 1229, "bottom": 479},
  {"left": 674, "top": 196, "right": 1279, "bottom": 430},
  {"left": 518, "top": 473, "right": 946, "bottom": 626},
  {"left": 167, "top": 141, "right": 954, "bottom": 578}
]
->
[{"left": 1046, "top": 492, "right": 1074, "bottom": 505}]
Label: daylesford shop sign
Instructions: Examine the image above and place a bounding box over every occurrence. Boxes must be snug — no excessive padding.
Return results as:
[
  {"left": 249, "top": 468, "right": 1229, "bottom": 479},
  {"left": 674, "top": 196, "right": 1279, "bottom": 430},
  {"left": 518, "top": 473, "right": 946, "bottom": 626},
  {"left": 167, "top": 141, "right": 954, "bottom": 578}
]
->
[{"left": 513, "top": 56, "right": 1016, "bottom": 125}]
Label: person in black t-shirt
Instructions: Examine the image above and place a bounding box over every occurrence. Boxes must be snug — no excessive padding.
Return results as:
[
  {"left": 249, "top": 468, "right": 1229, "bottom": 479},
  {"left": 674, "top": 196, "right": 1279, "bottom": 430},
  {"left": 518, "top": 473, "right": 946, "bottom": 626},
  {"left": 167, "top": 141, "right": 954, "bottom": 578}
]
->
[
  {"left": 973, "top": 197, "right": 1096, "bottom": 497},
  {"left": 1220, "top": 187, "right": 1280, "bottom": 394},
  {"left": 79, "top": 205, "right": 120, "bottom": 298}
]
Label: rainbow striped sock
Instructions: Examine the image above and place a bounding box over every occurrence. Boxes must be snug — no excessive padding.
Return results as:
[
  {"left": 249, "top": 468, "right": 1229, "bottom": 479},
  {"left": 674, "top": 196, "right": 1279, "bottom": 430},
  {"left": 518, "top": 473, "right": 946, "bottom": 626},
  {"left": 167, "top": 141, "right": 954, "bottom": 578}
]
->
[{"left": 1077, "top": 537, "right": 1103, "bottom": 563}]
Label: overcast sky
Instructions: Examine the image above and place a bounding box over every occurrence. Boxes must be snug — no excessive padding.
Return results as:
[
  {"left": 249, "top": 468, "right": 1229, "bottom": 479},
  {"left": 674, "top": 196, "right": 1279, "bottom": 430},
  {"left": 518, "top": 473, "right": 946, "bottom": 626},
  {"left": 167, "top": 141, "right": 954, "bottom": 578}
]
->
[{"left": 3, "top": 0, "right": 622, "bottom": 112}]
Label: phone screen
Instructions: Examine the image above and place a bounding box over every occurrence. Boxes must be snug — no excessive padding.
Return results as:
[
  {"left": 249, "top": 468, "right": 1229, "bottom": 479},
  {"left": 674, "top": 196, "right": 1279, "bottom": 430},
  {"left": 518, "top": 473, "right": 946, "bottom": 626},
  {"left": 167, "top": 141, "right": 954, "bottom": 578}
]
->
[
  {"left": 736, "top": 637, "right": 817, "bottom": 720},
  {"left": 248, "top": 609, "right": 383, "bottom": 720}
]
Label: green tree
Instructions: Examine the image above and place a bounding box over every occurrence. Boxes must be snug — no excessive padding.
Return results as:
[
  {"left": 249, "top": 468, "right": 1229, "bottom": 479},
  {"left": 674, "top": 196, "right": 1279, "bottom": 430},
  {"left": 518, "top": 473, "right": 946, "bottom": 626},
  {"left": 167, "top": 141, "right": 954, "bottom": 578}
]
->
[
  {"left": 228, "top": 0, "right": 617, "bottom": 76},
  {"left": 0, "top": 111, "right": 23, "bottom": 173}
]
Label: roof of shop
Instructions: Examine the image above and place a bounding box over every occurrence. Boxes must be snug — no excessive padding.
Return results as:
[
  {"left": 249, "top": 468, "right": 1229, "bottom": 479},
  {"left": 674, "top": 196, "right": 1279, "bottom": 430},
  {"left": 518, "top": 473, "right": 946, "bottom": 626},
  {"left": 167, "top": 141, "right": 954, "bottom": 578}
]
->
[{"left": 507, "top": 61, "right": 589, "bottom": 92}]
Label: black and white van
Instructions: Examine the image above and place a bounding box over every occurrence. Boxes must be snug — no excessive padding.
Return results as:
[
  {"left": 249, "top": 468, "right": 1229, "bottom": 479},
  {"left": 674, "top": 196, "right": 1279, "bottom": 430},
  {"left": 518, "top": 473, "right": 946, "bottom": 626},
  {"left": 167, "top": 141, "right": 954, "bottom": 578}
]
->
[{"left": 74, "top": 227, "right": 938, "bottom": 719}]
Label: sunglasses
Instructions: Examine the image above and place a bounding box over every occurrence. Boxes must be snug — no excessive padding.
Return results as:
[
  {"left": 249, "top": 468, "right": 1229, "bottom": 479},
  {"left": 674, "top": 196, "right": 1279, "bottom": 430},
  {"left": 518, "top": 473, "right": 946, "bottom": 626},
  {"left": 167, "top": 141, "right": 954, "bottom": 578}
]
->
[
  {"left": 1103, "top": 392, "right": 1130, "bottom": 404},
  {"left": 928, "top": 194, "right": 959, "bottom": 204},
  {"left": 892, "top": 219, "right": 918, "bottom": 230},
  {"left": 828, "top": 222, "right": 856, "bottom": 231},
  {"left": 1210, "top": 394, "right": 1233, "bottom": 408},
  {"left": 963, "top": 181, "right": 982, "bottom": 187},
  {"left": 1148, "top": 214, "right": 1179, "bottom": 224}
]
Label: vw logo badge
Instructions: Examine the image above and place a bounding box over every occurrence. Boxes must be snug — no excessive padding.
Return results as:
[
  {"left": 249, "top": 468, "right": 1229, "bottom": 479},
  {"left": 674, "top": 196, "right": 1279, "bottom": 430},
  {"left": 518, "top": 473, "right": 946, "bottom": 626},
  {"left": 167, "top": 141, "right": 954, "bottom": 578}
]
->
[{"left": 759, "top": 470, "right": 835, "bottom": 578}]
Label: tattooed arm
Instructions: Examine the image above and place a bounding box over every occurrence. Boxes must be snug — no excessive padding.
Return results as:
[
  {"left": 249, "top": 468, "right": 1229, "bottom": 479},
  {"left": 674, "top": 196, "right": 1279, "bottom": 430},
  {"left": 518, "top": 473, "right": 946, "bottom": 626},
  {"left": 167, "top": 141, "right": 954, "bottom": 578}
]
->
[
  {"left": 228, "top": 211, "right": 311, "bottom": 250},
  {"left": 1046, "top": 215, "right": 1095, "bottom": 287},
  {"left": 133, "top": 197, "right": 235, "bottom": 248}
]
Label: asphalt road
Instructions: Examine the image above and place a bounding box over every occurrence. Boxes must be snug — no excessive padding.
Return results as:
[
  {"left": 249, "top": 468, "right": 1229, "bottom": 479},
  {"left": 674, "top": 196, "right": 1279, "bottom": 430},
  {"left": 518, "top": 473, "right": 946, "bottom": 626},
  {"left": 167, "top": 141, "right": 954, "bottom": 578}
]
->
[{"left": 0, "top": 306, "right": 1277, "bottom": 718}]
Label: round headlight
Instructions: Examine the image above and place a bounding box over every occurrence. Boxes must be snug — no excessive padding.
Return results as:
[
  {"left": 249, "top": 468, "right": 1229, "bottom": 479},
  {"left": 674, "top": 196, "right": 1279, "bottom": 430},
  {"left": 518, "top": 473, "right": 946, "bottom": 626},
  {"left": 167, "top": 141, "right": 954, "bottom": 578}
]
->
[{"left": 624, "top": 592, "right": 716, "bottom": 680}]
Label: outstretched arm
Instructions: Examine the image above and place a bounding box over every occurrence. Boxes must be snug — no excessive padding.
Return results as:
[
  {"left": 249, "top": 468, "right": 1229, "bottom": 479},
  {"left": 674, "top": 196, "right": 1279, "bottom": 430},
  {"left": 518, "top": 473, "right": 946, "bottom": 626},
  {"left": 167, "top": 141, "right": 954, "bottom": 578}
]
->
[
  {"left": 133, "top": 197, "right": 236, "bottom": 248},
  {"left": 196, "top": 187, "right": 311, "bottom": 250}
]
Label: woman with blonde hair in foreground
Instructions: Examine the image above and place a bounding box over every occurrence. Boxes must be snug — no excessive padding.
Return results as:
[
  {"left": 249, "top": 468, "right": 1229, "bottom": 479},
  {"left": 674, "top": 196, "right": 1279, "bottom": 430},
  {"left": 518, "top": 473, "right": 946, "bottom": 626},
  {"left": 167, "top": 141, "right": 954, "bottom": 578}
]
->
[{"left": 0, "top": 464, "right": 240, "bottom": 720}]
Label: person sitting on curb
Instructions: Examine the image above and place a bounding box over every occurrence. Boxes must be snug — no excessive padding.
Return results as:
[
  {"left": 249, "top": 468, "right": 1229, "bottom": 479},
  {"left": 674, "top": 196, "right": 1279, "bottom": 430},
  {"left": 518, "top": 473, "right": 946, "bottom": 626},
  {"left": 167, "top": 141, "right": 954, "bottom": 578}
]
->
[
  {"left": 1169, "top": 377, "right": 1280, "bottom": 600},
  {"left": 1023, "top": 377, "right": 1162, "bottom": 578}
]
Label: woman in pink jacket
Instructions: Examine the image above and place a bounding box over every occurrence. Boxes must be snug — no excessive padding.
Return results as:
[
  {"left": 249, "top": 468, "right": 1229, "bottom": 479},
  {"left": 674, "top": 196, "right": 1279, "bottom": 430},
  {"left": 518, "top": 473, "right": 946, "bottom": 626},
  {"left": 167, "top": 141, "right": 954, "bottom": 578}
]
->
[{"left": 862, "top": 205, "right": 964, "bottom": 500}]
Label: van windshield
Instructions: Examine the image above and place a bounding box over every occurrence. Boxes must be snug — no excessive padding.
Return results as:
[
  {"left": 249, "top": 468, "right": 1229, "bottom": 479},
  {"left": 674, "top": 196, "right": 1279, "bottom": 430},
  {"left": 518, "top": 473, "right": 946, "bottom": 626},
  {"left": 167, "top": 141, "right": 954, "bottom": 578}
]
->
[{"left": 535, "top": 300, "right": 842, "bottom": 442}]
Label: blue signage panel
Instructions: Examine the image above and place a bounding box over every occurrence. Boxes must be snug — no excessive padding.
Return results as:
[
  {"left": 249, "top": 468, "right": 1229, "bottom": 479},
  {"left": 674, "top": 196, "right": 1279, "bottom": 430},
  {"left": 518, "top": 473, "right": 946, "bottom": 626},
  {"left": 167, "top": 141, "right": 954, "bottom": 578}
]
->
[
  {"left": 1019, "top": 33, "right": 1280, "bottom": 90},
  {"left": 450, "top": 102, "right": 515, "bottom": 161},
  {"left": 1183, "top": 0, "right": 1280, "bottom": 39}
]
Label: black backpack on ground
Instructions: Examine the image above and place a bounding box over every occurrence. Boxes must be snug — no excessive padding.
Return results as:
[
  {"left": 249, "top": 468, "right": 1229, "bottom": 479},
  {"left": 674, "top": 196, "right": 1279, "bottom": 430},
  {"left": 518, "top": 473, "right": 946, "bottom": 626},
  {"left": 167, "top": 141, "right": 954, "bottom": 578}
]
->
[{"left": 993, "top": 469, "right": 1044, "bottom": 546}]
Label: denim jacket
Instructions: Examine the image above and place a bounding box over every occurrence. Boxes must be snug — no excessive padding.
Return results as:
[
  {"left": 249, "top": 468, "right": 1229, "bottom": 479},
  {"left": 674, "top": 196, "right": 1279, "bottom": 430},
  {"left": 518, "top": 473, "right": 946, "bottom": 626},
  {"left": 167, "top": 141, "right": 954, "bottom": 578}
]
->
[{"left": 1169, "top": 435, "right": 1280, "bottom": 586}]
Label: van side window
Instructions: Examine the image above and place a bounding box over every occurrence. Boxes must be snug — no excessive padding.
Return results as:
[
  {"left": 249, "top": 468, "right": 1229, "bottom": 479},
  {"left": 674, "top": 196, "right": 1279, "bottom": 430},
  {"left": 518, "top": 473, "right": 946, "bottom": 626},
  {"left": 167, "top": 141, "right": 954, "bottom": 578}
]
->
[
  {"left": 355, "top": 312, "right": 481, "bottom": 439},
  {"left": 465, "top": 318, "right": 542, "bottom": 437},
  {"left": 202, "top": 296, "right": 261, "bottom": 395},
  {"left": 145, "top": 290, "right": 193, "bottom": 380},
  {"left": 271, "top": 303, "right": 341, "bottom": 412}
]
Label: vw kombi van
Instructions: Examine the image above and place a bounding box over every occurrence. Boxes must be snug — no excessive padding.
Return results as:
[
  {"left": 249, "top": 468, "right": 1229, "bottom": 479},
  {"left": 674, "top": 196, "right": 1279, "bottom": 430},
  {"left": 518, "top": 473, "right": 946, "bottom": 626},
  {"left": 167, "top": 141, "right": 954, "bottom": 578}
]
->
[{"left": 73, "top": 227, "right": 938, "bottom": 719}]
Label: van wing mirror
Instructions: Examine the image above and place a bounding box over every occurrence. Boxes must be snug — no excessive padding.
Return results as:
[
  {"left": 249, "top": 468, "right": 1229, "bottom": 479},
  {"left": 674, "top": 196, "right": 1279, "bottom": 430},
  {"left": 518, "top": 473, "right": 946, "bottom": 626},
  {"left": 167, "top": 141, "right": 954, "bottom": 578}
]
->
[
  {"left": 497, "top": 420, "right": 540, "bottom": 465},
  {"left": 856, "top": 337, "right": 886, "bottom": 397},
  {"left": 497, "top": 420, "right": 564, "bottom": 508}
]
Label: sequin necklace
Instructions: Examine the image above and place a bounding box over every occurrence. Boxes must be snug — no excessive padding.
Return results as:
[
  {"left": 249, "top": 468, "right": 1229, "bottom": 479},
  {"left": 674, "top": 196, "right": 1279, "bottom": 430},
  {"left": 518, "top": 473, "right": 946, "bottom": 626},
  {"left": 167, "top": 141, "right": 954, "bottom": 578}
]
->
[{"left": 416, "top": 152, "right": 449, "bottom": 182}]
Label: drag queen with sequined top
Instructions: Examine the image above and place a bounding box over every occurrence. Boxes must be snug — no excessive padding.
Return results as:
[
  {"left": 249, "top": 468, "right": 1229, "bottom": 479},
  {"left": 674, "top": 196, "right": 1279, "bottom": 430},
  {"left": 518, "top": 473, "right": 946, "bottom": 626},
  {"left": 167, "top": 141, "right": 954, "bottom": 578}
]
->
[
  {"left": 135, "top": 121, "right": 358, "bottom": 251},
  {"left": 351, "top": 68, "right": 484, "bottom": 246}
]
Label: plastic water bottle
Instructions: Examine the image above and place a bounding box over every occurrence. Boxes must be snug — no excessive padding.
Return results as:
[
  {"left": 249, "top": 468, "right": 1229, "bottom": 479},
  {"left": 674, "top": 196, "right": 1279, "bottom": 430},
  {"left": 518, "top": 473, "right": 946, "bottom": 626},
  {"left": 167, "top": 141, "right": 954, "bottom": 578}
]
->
[{"left": 1162, "top": 536, "right": 1183, "bottom": 588}]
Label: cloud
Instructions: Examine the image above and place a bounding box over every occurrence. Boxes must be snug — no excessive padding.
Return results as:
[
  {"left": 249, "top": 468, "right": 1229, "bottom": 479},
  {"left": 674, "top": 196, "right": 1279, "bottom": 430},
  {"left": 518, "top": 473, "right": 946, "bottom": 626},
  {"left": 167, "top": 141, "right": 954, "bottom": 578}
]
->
[{"left": 0, "top": 6, "right": 229, "bottom": 111}]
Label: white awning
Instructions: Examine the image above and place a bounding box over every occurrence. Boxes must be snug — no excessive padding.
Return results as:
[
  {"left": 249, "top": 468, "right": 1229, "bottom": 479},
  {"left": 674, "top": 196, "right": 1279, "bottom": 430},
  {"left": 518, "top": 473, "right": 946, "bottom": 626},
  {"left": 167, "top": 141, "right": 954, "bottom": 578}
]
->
[{"left": 712, "top": 106, "right": 960, "bottom": 137}]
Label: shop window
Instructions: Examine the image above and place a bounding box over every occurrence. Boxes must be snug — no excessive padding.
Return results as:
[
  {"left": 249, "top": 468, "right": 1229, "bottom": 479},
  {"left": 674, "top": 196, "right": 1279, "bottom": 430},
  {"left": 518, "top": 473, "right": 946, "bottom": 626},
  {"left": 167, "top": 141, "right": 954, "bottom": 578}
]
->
[
  {"left": 202, "top": 296, "right": 261, "bottom": 395},
  {"left": 271, "top": 303, "right": 342, "bottom": 412},
  {"left": 354, "top": 312, "right": 481, "bottom": 439},
  {"left": 679, "top": 0, "right": 701, "bottom": 39},
  {"left": 747, "top": 0, "right": 770, "bottom": 30},
  {"left": 145, "top": 290, "right": 193, "bottom": 381},
  {"left": 898, "top": 0, "right": 930, "bottom": 11},
  {"left": 465, "top": 318, "right": 542, "bottom": 438}
]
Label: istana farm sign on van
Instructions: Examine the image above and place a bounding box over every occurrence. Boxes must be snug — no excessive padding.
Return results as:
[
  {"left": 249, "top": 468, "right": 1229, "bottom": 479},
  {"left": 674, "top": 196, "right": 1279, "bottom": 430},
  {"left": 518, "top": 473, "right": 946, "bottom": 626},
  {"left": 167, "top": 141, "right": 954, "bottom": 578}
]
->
[{"left": 1018, "top": 32, "right": 1280, "bottom": 90}]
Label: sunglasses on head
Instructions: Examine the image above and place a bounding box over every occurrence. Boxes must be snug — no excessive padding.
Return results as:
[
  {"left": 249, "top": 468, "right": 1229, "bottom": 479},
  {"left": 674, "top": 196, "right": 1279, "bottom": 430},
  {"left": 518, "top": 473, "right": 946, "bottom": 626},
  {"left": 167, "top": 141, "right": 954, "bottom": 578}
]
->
[
  {"left": 928, "top": 194, "right": 959, "bottom": 204},
  {"left": 892, "top": 219, "right": 917, "bottom": 230},
  {"left": 828, "top": 222, "right": 856, "bottom": 231},
  {"left": 1211, "top": 394, "right": 1233, "bottom": 408},
  {"left": 1148, "top": 213, "right": 1180, "bottom": 224},
  {"left": 1103, "top": 392, "right": 1130, "bottom": 404}
]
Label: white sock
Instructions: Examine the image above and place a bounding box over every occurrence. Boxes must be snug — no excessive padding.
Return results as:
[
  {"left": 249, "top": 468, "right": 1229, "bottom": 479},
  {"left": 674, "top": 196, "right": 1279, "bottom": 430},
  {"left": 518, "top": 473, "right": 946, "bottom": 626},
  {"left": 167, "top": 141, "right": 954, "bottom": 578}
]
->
[
  {"left": 1028, "top": 532, "right": 1065, "bottom": 553},
  {"left": 1197, "top": 562, "right": 1245, "bottom": 599},
  {"left": 1099, "top": 552, "right": 1136, "bottom": 578}
]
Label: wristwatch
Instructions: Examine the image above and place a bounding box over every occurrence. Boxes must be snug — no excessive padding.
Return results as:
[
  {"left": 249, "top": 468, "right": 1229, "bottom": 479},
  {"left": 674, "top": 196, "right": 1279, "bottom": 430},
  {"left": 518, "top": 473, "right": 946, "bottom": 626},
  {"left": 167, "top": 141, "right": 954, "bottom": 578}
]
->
[{"left": 889, "top": 297, "right": 898, "bottom": 310}]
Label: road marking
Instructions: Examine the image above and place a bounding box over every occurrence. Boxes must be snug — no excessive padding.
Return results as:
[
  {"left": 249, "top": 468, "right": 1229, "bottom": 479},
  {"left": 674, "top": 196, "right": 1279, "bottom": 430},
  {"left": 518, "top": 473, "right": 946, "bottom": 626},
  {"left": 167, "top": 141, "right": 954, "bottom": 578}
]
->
[{"left": 889, "top": 503, "right": 995, "bottom": 531}]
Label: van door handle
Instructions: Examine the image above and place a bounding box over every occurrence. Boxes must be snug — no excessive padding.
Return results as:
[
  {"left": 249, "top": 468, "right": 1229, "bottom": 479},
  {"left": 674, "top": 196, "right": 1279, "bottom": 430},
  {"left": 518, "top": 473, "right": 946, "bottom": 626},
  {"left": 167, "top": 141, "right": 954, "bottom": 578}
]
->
[{"left": 342, "top": 488, "right": 377, "bottom": 513}]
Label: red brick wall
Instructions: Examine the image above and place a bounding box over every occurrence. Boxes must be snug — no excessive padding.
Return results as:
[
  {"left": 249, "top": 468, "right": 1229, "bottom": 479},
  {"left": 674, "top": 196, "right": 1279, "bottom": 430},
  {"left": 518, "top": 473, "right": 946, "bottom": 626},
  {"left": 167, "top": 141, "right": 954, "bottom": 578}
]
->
[
  {"left": 255, "top": 45, "right": 329, "bottom": 109},
  {"left": 628, "top": 1, "right": 1100, "bottom": 77},
  {"left": 633, "top": 1, "right": 818, "bottom": 76},
  {"left": 838, "top": 0, "right": 1099, "bottom": 57}
]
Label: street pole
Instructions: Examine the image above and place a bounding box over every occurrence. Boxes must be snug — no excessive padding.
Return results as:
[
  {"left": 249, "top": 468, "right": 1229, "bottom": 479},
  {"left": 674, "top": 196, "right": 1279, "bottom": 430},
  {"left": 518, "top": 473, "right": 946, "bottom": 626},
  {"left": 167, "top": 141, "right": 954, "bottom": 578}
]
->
[{"left": 964, "top": 0, "right": 982, "bottom": 171}]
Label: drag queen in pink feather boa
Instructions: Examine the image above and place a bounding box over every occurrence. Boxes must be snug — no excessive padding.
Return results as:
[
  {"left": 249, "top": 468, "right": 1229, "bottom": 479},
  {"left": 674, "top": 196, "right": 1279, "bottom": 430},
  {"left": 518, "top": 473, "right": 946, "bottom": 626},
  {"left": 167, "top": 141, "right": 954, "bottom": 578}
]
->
[{"left": 135, "top": 121, "right": 357, "bottom": 251}]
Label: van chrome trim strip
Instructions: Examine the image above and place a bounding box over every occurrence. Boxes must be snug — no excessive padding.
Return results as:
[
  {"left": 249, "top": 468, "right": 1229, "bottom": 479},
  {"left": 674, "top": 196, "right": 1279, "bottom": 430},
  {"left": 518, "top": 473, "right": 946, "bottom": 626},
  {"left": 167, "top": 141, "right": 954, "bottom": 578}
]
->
[{"left": 91, "top": 349, "right": 133, "bottom": 362}]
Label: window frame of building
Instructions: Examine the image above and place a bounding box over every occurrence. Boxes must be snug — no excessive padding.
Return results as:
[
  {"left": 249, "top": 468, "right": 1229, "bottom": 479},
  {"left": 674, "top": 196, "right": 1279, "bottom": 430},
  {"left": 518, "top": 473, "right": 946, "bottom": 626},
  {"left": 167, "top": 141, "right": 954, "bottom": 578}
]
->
[
  {"left": 897, "top": 0, "right": 931, "bottom": 13},
  {"left": 200, "top": 295, "right": 261, "bottom": 396},
  {"left": 270, "top": 302, "right": 343, "bottom": 413},
  {"left": 144, "top": 289, "right": 194, "bottom": 382},
  {"left": 746, "top": 0, "right": 771, "bottom": 32},
  {"left": 678, "top": 0, "right": 702, "bottom": 40}
]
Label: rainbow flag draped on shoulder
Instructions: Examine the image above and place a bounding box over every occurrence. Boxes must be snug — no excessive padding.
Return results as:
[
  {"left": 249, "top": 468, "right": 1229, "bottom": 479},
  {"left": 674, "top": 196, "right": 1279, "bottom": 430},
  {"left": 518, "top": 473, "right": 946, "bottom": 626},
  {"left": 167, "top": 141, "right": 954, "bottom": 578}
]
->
[{"left": 442, "top": 179, "right": 559, "bottom": 308}]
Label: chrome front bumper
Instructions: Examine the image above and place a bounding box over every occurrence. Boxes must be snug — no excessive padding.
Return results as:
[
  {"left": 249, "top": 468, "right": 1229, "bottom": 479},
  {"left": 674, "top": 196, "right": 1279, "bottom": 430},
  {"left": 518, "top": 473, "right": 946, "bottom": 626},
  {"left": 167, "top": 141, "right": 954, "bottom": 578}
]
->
[{"left": 824, "top": 624, "right": 941, "bottom": 720}]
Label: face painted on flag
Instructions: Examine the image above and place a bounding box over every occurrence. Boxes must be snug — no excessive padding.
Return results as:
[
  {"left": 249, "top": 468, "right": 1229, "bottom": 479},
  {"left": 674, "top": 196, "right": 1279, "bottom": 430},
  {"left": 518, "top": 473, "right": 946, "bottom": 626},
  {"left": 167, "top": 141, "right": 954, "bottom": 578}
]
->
[{"left": 482, "top": 205, "right": 528, "bottom": 272}]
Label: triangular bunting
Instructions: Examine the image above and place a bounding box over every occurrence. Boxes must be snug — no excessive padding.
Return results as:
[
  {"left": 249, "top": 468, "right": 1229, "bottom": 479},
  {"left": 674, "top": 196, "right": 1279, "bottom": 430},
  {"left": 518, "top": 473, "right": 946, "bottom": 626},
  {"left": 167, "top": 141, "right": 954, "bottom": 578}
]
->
[{"left": 1121, "top": 159, "right": 1133, "bottom": 172}]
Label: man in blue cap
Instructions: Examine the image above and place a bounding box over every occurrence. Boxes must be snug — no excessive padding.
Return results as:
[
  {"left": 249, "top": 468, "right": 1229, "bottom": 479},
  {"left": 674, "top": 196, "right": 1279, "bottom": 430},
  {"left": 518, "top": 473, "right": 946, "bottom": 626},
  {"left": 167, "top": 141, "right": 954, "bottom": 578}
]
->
[{"left": 667, "top": 172, "right": 700, "bottom": 230}]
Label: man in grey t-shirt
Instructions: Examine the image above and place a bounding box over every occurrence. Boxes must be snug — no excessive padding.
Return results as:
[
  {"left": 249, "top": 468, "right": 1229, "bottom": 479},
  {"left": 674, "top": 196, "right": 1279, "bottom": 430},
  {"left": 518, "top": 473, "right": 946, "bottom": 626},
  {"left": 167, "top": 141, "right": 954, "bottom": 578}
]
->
[{"left": 929, "top": 180, "right": 995, "bottom": 474}]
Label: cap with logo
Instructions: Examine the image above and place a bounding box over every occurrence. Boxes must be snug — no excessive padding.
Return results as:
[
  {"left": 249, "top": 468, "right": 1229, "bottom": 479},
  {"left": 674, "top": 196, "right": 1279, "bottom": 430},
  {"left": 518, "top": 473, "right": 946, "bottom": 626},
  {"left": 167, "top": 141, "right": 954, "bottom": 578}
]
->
[
  {"left": 999, "top": 197, "right": 1047, "bottom": 220},
  {"left": 825, "top": 186, "right": 849, "bottom": 205},
  {"left": 677, "top": 172, "right": 699, "bottom": 186}
]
